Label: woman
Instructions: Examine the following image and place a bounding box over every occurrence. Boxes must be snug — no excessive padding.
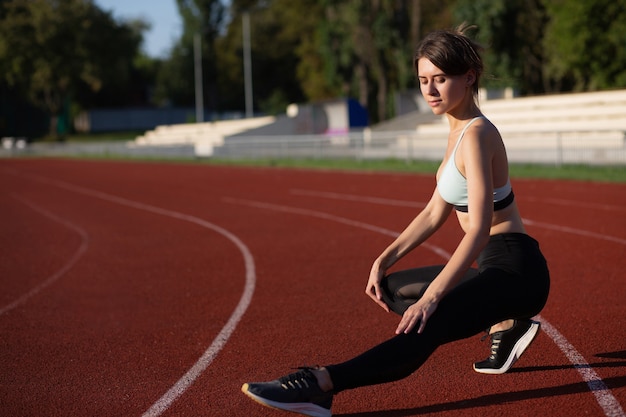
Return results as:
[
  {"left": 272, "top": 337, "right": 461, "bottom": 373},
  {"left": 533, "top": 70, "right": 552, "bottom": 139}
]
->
[{"left": 241, "top": 25, "right": 550, "bottom": 417}]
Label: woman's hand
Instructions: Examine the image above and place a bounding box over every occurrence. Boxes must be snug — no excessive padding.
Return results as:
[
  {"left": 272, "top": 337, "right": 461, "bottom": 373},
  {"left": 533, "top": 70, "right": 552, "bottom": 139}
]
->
[
  {"left": 396, "top": 297, "right": 439, "bottom": 334},
  {"left": 365, "top": 261, "right": 390, "bottom": 313}
]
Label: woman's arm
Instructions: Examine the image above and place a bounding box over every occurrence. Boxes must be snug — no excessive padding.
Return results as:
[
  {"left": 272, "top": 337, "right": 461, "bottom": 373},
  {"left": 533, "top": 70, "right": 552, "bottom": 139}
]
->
[
  {"left": 365, "top": 186, "right": 454, "bottom": 311},
  {"left": 395, "top": 122, "right": 496, "bottom": 333}
]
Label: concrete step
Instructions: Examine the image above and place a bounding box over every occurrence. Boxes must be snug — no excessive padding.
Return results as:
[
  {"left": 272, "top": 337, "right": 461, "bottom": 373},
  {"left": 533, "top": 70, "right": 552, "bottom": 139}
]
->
[{"left": 136, "top": 116, "right": 276, "bottom": 146}]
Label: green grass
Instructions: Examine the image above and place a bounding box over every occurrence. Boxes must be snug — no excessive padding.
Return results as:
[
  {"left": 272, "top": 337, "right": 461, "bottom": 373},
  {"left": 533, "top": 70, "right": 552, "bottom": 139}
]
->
[
  {"left": 42, "top": 154, "right": 626, "bottom": 183},
  {"left": 200, "top": 158, "right": 626, "bottom": 183},
  {"left": 507, "top": 163, "right": 625, "bottom": 182}
]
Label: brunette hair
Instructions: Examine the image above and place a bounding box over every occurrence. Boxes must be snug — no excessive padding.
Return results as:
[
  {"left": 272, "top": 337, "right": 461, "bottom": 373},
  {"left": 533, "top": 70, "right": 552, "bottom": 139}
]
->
[{"left": 414, "top": 24, "right": 484, "bottom": 97}]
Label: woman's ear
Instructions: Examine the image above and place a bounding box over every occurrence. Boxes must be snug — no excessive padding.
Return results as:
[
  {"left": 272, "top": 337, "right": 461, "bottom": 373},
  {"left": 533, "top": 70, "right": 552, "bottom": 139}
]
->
[{"left": 466, "top": 70, "right": 476, "bottom": 87}]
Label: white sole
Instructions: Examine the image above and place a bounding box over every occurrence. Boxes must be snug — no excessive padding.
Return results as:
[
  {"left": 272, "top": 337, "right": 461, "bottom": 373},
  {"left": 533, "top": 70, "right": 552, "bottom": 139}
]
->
[
  {"left": 473, "top": 321, "right": 540, "bottom": 375},
  {"left": 242, "top": 383, "right": 332, "bottom": 417}
]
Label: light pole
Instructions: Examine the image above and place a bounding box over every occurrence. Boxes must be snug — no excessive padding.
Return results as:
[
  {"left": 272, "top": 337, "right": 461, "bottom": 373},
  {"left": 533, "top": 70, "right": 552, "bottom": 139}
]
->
[
  {"left": 242, "top": 12, "right": 253, "bottom": 118},
  {"left": 194, "top": 33, "right": 204, "bottom": 123}
]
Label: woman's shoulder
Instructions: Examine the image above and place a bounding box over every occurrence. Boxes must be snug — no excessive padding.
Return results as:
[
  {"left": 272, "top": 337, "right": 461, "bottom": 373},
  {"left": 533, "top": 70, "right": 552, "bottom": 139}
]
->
[
  {"left": 464, "top": 116, "right": 502, "bottom": 143},
  {"left": 472, "top": 116, "right": 499, "bottom": 132},
  {"left": 459, "top": 116, "right": 504, "bottom": 157}
]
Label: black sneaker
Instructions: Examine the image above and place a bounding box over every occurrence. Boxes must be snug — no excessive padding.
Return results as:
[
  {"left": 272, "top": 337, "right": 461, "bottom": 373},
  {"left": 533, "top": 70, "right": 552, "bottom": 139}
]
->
[
  {"left": 473, "top": 319, "right": 540, "bottom": 375},
  {"left": 242, "top": 367, "right": 333, "bottom": 417}
]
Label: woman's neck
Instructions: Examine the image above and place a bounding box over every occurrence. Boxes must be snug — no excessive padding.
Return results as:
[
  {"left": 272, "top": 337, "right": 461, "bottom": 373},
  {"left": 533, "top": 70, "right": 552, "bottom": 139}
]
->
[{"left": 446, "top": 99, "right": 482, "bottom": 131}]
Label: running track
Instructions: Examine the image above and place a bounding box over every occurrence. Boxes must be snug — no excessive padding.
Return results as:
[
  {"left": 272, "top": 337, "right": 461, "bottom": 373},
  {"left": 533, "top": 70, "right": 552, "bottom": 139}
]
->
[{"left": 1, "top": 158, "right": 624, "bottom": 417}]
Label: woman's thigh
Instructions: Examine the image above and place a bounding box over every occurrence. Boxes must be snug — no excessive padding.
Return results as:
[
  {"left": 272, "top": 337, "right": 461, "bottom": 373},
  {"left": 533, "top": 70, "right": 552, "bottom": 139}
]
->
[
  {"left": 382, "top": 265, "right": 546, "bottom": 344},
  {"left": 425, "top": 268, "right": 547, "bottom": 343},
  {"left": 381, "top": 265, "right": 478, "bottom": 316}
]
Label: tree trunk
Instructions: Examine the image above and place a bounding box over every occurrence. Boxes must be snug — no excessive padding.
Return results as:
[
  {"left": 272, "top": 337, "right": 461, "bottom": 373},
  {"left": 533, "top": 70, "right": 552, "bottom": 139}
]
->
[
  {"left": 355, "top": 62, "right": 368, "bottom": 109},
  {"left": 377, "top": 70, "right": 387, "bottom": 122},
  {"left": 410, "top": 0, "right": 421, "bottom": 46}
]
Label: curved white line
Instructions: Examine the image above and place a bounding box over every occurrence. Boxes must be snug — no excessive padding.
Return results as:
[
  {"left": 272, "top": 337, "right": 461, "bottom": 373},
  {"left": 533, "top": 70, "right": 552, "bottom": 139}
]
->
[
  {"left": 0, "top": 196, "right": 89, "bottom": 316},
  {"left": 290, "top": 189, "right": 626, "bottom": 245},
  {"left": 221, "top": 197, "right": 449, "bottom": 260},
  {"left": 11, "top": 173, "right": 256, "bottom": 417},
  {"left": 540, "top": 320, "right": 625, "bottom": 417},
  {"left": 224, "top": 197, "right": 625, "bottom": 417},
  {"left": 291, "top": 189, "right": 426, "bottom": 208},
  {"left": 12, "top": 170, "right": 623, "bottom": 415},
  {"left": 142, "top": 221, "right": 255, "bottom": 417},
  {"left": 293, "top": 189, "right": 626, "bottom": 213},
  {"left": 522, "top": 219, "right": 626, "bottom": 245},
  {"left": 524, "top": 196, "right": 624, "bottom": 213}
]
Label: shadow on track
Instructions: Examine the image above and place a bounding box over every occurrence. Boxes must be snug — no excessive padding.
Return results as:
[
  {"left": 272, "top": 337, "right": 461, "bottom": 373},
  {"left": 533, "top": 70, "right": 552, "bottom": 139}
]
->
[
  {"left": 510, "top": 360, "right": 626, "bottom": 373},
  {"left": 336, "top": 375, "right": 626, "bottom": 417}
]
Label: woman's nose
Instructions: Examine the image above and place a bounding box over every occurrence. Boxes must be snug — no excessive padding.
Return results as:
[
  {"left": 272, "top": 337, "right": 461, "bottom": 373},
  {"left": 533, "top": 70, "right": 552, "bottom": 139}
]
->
[{"left": 424, "top": 83, "right": 438, "bottom": 96}]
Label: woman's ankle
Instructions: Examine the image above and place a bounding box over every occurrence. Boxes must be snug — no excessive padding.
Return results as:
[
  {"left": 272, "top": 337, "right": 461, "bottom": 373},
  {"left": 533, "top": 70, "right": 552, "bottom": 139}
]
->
[
  {"left": 312, "top": 367, "right": 334, "bottom": 392},
  {"left": 490, "top": 319, "right": 515, "bottom": 334}
]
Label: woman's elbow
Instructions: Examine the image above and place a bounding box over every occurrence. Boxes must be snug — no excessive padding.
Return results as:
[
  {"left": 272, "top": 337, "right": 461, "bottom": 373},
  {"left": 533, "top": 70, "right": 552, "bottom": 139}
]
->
[{"left": 467, "top": 223, "right": 491, "bottom": 243}]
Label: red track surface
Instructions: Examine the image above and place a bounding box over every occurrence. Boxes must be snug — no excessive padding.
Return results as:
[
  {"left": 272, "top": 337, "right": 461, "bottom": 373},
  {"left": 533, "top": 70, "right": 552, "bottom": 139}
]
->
[{"left": 1, "top": 158, "right": 624, "bottom": 417}]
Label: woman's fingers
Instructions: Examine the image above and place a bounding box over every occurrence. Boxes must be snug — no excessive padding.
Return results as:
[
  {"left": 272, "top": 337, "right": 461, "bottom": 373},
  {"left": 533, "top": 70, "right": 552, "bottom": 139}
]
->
[
  {"left": 396, "top": 301, "right": 436, "bottom": 334},
  {"left": 416, "top": 314, "right": 428, "bottom": 334},
  {"left": 396, "top": 312, "right": 419, "bottom": 334},
  {"left": 365, "top": 283, "right": 390, "bottom": 312}
]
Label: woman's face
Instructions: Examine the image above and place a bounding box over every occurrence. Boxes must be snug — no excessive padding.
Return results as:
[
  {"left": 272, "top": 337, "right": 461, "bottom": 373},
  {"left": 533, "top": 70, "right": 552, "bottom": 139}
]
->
[{"left": 417, "top": 58, "right": 471, "bottom": 116}]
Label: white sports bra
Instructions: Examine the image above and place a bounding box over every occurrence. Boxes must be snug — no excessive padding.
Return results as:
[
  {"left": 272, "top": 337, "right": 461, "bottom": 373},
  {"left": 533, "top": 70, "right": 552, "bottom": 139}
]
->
[{"left": 437, "top": 117, "right": 513, "bottom": 212}]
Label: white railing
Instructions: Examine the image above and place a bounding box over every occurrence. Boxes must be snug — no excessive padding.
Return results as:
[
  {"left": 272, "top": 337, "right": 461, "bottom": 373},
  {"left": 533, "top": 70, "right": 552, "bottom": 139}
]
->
[
  {"left": 3, "top": 128, "right": 624, "bottom": 165},
  {"left": 216, "top": 129, "right": 626, "bottom": 166}
]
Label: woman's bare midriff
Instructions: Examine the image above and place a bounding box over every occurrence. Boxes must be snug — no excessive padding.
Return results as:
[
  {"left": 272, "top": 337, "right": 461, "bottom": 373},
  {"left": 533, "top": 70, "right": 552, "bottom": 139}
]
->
[{"left": 457, "top": 202, "right": 527, "bottom": 236}]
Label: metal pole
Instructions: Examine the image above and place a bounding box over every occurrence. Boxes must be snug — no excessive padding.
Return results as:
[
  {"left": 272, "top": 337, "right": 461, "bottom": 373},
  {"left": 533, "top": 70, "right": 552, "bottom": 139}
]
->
[
  {"left": 194, "top": 33, "right": 204, "bottom": 123},
  {"left": 556, "top": 132, "right": 562, "bottom": 167},
  {"left": 242, "top": 12, "right": 253, "bottom": 118}
]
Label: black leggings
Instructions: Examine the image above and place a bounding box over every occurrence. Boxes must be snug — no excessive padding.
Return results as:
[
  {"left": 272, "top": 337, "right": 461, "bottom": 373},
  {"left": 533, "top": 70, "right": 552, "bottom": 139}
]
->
[{"left": 326, "top": 233, "right": 550, "bottom": 392}]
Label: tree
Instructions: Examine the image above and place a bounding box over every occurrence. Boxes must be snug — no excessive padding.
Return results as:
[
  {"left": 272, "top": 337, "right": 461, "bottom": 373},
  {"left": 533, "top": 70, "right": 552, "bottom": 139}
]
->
[
  {"left": 158, "top": 0, "right": 456, "bottom": 121},
  {"left": 303, "top": 0, "right": 452, "bottom": 123},
  {"left": 542, "top": 0, "right": 626, "bottom": 92},
  {"left": 209, "top": 0, "right": 322, "bottom": 115},
  {"left": 153, "top": 0, "right": 226, "bottom": 114},
  {"left": 454, "top": 0, "right": 626, "bottom": 95},
  {"left": 77, "top": 17, "right": 156, "bottom": 108},
  {"left": 453, "top": 0, "right": 548, "bottom": 95},
  {"left": 0, "top": 0, "right": 147, "bottom": 137}
]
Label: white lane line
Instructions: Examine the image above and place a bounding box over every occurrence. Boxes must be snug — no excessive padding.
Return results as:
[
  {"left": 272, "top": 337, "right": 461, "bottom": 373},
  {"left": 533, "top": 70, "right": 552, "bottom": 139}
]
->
[
  {"left": 522, "top": 219, "right": 626, "bottom": 245},
  {"left": 142, "top": 218, "right": 255, "bottom": 417},
  {"left": 9, "top": 172, "right": 256, "bottom": 417},
  {"left": 290, "top": 189, "right": 626, "bottom": 245},
  {"left": 541, "top": 320, "right": 625, "bottom": 417},
  {"left": 224, "top": 197, "right": 625, "bottom": 417},
  {"left": 291, "top": 189, "right": 426, "bottom": 208},
  {"left": 524, "top": 196, "right": 624, "bottom": 213},
  {"left": 292, "top": 189, "right": 626, "bottom": 213},
  {"left": 0, "top": 196, "right": 89, "bottom": 316},
  {"left": 221, "top": 198, "right": 450, "bottom": 260}
]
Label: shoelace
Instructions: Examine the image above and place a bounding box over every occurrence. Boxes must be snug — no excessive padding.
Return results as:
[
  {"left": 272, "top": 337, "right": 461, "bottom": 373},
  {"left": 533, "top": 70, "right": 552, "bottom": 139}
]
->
[
  {"left": 488, "top": 335, "right": 502, "bottom": 360},
  {"left": 480, "top": 330, "right": 501, "bottom": 360},
  {"left": 279, "top": 366, "right": 318, "bottom": 391}
]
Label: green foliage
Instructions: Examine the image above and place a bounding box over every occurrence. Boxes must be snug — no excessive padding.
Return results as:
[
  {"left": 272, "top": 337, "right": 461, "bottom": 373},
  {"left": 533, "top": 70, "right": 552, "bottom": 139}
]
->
[
  {"left": 454, "top": 0, "right": 548, "bottom": 95},
  {"left": 152, "top": 0, "right": 226, "bottom": 110},
  {"left": 454, "top": 0, "right": 626, "bottom": 94},
  {"left": 3, "top": 0, "right": 626, "bottom": 137},
  {"left": 211, "top": 0, "right": 321, "bottom": 113},
  {"left": 296, "top": 0, "right": 434, "bottom": 123},
  {"left": 542, "top": 0, "right": 626, "bottom": 92},
  {"left": 153, "top": 43, "right": 195, "bottom": 106},
  {"left": 0, "top": 0, "right": 149, "bottom": 138}
]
